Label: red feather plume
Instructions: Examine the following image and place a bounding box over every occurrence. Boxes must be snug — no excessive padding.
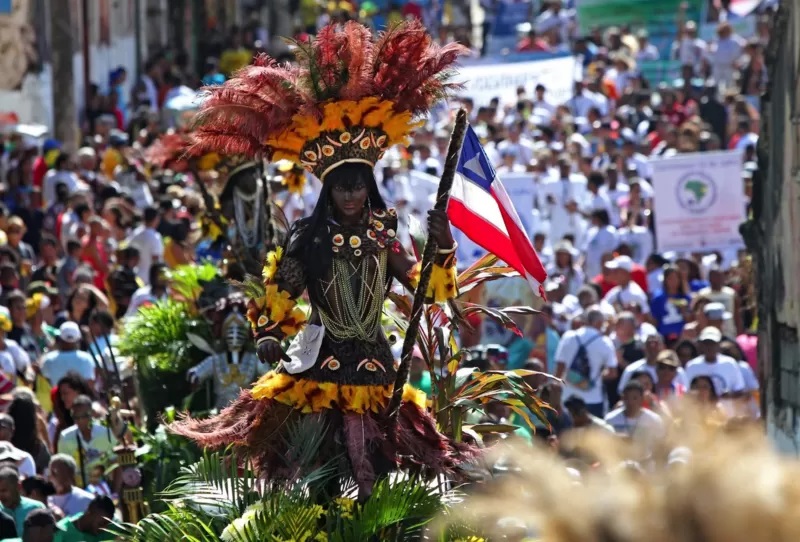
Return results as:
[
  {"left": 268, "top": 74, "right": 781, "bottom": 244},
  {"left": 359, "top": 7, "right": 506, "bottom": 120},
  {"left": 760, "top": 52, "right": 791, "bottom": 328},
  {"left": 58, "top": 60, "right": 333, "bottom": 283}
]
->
[{"left": 190, "top": 20, "right": 467, "bottom": 157}]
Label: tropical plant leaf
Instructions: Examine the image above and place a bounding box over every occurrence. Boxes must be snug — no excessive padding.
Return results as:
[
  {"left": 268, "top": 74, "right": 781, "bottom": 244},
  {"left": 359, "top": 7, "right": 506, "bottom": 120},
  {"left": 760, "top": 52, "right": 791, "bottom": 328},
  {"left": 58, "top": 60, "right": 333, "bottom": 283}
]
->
[{"left": 464, "top": 423, "right": 520, "bottom": 434}]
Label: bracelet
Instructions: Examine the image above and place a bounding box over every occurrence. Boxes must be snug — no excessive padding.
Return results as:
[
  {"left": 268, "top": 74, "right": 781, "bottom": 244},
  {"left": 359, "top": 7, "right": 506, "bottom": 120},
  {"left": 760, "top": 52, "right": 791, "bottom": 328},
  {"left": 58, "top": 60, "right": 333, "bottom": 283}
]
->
[
  {"left": 257, "top": 336, "right": 280, "bottom": 345},
  {"left": 437, "top": 242, "right": 458, "bottom": 255}
]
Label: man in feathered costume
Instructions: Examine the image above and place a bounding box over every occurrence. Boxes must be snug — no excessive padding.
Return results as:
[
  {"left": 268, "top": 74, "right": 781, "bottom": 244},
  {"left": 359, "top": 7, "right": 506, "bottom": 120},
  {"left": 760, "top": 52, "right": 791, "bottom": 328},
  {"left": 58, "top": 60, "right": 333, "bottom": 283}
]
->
[{"left": 171, "top": 21, "right": 473, "bottom": 498}]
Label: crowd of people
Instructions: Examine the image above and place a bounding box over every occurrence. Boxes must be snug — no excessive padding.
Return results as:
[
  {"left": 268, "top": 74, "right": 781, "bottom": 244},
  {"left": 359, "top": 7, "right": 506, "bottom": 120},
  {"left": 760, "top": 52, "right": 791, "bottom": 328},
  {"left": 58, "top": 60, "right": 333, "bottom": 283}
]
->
[{"left": 0, "top": 0, "right": 774, "bottom": 539}]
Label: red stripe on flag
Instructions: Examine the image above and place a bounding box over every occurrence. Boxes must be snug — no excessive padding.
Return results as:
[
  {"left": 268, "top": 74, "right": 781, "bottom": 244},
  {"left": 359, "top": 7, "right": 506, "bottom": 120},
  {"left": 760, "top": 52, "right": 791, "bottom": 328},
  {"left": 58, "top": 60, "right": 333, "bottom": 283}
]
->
[
  {"left": 447, "top": 198, "right": 525, "bottom": 272},
  {"left": 491, "top": 186, "right": 548, "bottom": 286}
]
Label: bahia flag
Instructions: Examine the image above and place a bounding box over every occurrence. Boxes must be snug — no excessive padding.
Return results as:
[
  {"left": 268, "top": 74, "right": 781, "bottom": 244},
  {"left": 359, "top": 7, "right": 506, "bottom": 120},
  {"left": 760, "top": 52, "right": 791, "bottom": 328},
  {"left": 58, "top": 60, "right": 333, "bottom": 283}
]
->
[{"left": 447, "top": 126, "right": 548, "bottom": 297}]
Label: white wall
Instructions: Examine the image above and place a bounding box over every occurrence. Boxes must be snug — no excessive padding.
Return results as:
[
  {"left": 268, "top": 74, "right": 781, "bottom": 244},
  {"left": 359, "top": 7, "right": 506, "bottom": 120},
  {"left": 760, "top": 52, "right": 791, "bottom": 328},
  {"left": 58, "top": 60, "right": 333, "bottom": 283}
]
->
[{"left": 72, "top": 35, "right": 138, "bottom": 115}]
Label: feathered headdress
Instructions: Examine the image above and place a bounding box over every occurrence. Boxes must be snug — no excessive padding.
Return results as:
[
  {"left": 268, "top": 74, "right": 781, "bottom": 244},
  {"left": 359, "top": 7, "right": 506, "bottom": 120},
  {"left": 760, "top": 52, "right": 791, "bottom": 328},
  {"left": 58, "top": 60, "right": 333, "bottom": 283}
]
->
[{"left": 190, "top": 20, "right": 467, "bottom": 181}]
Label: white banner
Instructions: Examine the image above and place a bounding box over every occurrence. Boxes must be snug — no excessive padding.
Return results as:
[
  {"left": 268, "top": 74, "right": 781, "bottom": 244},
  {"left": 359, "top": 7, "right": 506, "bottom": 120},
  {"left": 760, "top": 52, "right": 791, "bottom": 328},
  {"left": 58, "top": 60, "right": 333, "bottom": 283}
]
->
[
  {"left": 651, "top": 150, "right": 746, "bottom": 254},
  {"left": 459, "top": 55, "right": 576, "bottom": 107}
]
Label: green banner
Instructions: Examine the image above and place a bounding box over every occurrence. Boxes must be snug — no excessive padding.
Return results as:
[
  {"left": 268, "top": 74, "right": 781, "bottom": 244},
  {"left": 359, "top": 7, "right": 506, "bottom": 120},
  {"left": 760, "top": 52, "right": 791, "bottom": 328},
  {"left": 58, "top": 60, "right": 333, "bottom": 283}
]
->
[
  {"left": 576, "top": 0, "right": 704, "bottom": 41},
  {"left": 638, "top": 59, "right": 684, "bottom": 86}
]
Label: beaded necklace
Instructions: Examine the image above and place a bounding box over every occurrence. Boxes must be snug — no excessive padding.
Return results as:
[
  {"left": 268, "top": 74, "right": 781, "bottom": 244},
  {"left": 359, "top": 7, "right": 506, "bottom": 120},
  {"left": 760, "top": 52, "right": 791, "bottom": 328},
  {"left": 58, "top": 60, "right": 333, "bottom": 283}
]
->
[{"left": 316, "top": 213, "right": 390, "bottom": 341}]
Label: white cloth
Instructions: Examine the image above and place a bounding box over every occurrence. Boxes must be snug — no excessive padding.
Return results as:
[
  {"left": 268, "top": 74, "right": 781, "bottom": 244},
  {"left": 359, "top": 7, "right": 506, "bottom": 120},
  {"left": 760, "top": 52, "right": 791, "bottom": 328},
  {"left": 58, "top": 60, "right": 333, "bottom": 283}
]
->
[
  {"left": 56, "top": 424, "right": 116, "bottom": 486},
  {"left": 540, "top": 175, "right": 588, "bottom": 245},
  {"left": 126, "top": 226, "right": 164, "bottom": 285},
  {"left": 555, "top": 327, "right": 618, "bottom": 405},
  {"left": 617, "top": 226, "right": 654, "bottom": 265},
  {"left": 603, "top": 281, "right": 650, "bottom": 314},
  {"left": 0, "top": 340, "right": 30, "bottom": 384},
  {"left": 617, "top": 359, "right": 689, "bottom": 395},
  {"left": 41, "top": 350, "right": 96, "bottom": 385},
  {"left": 604, "top": 407, "right": 665, "bottom": 452},
  {"left": 43, "top": 170, "right": 81, "bottom": 208},
  {"left": 124, "top": 285, "right": 167, "bottom": 318},
  {"left": 49, "top": 486, "right": 95, "bottom": 516},
  {"left": 705, "top": 36, "right": 746, "bottom": 89},
  {"left": 685, "top": 354, "right": 745, "bottom": 395},
  {"left": 0, "top": 441, "right": 35, "bottom": 477},
  {"left": 582, "top": 225, "right": 618, "bottom": 279}
]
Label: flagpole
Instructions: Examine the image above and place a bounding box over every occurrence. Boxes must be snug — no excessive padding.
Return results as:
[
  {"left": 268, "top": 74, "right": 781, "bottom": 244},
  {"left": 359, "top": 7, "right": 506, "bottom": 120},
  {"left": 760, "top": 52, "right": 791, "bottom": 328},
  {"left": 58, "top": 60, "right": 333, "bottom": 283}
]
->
[{"left": 385, "top": 108, "right": 468, "bottom": 423}]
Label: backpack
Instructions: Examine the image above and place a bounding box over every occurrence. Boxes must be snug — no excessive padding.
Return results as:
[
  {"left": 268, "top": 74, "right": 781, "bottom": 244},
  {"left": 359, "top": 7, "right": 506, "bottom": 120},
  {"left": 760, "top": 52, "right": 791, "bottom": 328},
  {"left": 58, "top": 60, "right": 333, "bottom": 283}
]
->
[{"left": 565, "top": 333, "right": 603, "bottom": 390}]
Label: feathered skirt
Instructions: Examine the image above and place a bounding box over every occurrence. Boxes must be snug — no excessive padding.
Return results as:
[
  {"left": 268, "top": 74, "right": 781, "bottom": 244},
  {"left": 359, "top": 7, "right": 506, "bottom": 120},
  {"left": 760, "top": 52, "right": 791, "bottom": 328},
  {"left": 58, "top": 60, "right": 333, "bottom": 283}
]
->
[{"left": 170, "top": 334, "right": 477, "bottom": 489}]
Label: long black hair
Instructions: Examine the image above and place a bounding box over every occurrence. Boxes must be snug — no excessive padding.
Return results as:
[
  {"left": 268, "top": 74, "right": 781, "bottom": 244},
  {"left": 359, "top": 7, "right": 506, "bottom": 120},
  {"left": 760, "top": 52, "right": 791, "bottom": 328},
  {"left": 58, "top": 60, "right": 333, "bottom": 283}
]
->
[{"left": 287, "top": 163, "right": 387, "bottom": 283}]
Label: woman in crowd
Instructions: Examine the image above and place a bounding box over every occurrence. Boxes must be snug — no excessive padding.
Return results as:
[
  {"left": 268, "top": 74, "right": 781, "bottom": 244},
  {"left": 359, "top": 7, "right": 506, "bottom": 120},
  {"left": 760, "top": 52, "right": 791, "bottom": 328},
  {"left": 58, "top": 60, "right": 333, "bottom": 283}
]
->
[
  {"left": 51, "top": 372, "right": 97, "bottom": 450},
  {"left": 547, "top": 241, "right": 585, "bottom": 297},
  {"left": 650, "top": 264, "right": 692, "bottom": 345},
  {"left": 7, "top": 394, "right": 51, "bottom": 474}
]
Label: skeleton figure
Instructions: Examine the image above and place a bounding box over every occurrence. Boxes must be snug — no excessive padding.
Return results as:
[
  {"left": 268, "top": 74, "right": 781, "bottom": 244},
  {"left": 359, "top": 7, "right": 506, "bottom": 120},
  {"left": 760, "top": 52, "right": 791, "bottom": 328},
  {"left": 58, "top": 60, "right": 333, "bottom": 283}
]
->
[{"left": 186, "top": 294, "right": 268, "bottom": 409}]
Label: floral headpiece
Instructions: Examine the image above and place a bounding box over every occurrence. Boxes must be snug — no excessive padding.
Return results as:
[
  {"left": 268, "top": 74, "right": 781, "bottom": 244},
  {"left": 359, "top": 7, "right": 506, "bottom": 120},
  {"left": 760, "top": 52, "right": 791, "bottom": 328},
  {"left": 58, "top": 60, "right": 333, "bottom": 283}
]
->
[{"left": 190, "top": 20, "right": 466, "bottom": 181}]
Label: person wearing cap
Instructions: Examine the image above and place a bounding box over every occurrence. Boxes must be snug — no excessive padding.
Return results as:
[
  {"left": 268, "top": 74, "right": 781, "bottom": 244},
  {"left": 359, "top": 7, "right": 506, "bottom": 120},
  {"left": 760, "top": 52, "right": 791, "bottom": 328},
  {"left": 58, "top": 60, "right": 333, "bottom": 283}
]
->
[
  {"left": 53, "top": 494, "right": 114, "bottom": 542},
  {"left": 42, "top": 154, "right": 80, "bottom": 210},
  {"left": 684, "top": 326, "right": 745, "bottom": 399},
  {"left": 0, "top": 414, "right": 36, "bottom": 478},
  {"left": 701, "top": 301, "right": 738, "bottom": 344},
  {"left": 617, "top": 334, "right": 688, "bottom": 397},
  {"left": 602, "top": 255, "right": 650, "bottom": 316},
  {"left": 653, "top": 350, "right": 687, "bottom": 401},
  {"left": 698, "top": 266, "right": 742, "bottom": 336},
  {"left": 38, "top": 322, "right": 95, "bottom": 387},
  {"left": 553, "top": 306, "right": 618, "bottom": 417},
  {"left": 0, "top": 466, "right": 45, "bottom": 532}
]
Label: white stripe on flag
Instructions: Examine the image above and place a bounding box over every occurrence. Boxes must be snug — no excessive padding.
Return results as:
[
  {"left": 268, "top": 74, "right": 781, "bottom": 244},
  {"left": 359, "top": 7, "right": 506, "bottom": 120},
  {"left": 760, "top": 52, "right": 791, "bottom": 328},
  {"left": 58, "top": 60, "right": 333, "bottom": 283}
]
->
[{"left": 449, "top": 172, "right": 509, "bottom": 236}]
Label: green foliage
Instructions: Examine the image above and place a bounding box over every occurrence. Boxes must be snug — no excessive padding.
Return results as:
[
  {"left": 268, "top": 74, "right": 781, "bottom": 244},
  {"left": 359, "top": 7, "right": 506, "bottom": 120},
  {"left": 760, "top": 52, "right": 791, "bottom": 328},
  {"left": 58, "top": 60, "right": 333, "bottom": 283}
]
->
[
  {"left": 132, "top": 411, "right": 203, "bottom": 511},
  {"left": 119, "top": 299, "right": 205, "bottom": 375},
  {"left": 169, "top": 262, "right": 221, "bottom": 303},
  {"left": 115, "top": 416, "right": 455, "bottom": 542},
  {"left": 388, "top": 253, "right": 552, "bottom": 441}
]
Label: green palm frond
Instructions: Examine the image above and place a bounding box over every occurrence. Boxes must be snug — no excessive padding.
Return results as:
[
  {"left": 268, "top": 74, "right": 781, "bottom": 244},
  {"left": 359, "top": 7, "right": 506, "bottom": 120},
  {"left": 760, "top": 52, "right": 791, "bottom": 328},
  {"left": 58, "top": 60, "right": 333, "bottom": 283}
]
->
[
  {"left": 119, "top": 299, "right": 204, "bottom": 374},
  {"left": 169, "top": 262, "right": 221, "bottom": 302}
]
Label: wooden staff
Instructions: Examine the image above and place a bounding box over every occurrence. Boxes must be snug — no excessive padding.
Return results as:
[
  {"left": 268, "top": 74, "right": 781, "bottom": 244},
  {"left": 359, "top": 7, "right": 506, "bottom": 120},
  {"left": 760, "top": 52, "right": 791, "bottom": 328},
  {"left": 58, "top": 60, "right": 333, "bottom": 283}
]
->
[{"left": 385, "top": 108, "right": 468, "bottom": 422}]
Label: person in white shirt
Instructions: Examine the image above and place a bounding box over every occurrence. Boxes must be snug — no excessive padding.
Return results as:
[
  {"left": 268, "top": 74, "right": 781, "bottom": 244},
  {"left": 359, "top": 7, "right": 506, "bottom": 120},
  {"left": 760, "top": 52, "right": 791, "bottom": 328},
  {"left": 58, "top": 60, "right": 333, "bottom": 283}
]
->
[
  {"left": 47, "top": 454, "right": 95, "bottom": 515},
  {"left": 0, "top": 327, "right": 30, "bottom": 387},
  {"left": 685, "top": 327, "right": 745, "bottom": 396},
  {"left": 56, "top": 396, "right": 116, "bottom": 488},
  {"left": 635, "top": 30, "right": 660, "bottom": 62},
  {"left": 534, "top": 0, "right": 574, "bottom": 46},
  {"left": 582, "top": 209, "right": 618, "bottom": 280},
  {"left": 126, "top": 206, "right": 163, "bottom": 286},
  {"left": 541, "top": 155, "right": 588, "bottom": 246},
  {"left": 705, "top": 22, "right": 746, "bottom": 90},
  {"left": 617, "top": 223, "right": 654, "bottom": 266},
  {"left": 39, "top": 322, "right": 96, "bottom": 386},
  {"left": 0, "top": 415, "right": 35, "bottom": 477},
  {"left": 554, "top": 306, "right": 618, "bottom": 417},
  {"left": 617, "top": 334, "right": 688, "bottom": 396},
  {"left": 43, "top": 153, "right": 81, "bottom": 209},
  {"left": 125, "top": 262, "right": 170, "bottom": 318},
  {"left": 605, "top": 380, "right": 665, "bottom": 455},
  {"left": 603, "top": 256, "right": 650, "bottom": 314},
  {"left": 532, "top": 84, "right": 556, "bottom": 121},
  {"left": 671, "top": 20, "right": 707, "bottom": 72},
  {"left": 496, "top": 121, "right": 536, "bottom": 168}
]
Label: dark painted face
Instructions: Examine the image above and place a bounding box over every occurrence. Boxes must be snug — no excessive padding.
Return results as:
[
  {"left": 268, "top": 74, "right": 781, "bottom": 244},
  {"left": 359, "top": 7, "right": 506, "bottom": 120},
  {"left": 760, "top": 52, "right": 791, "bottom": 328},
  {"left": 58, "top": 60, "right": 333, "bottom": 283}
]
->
[{"left": 330, "top": 177, "right": 368, "bottom": 223}]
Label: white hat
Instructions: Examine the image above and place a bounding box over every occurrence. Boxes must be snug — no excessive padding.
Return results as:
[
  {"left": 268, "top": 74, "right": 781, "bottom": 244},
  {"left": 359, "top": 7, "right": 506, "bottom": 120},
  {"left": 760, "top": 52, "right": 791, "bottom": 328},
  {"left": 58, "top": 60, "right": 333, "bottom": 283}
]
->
[
  {"left": 605, "top": 255, "right": 633, "bottom": 273},
  {"left": 76, "top": 147, "right": 96, "bottom": 158},
  {"left": 698, "top": 326, "right": 723, "bottom": 343},
  {"left": 58, "top": 321, "right": 82, "bottom": 343},
  {"left": 0, "top": 442, "right": 25, "bottom": 461}
]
